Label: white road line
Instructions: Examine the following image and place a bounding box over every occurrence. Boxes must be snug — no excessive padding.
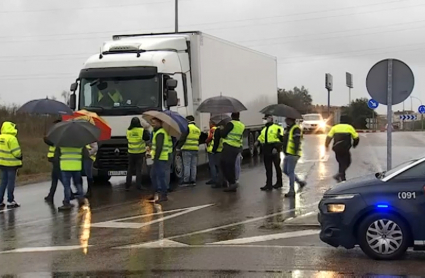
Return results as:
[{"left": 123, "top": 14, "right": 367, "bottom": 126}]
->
[
  {"left": 114, "top": 243, "right": 330, "bottom": 250},
  {"left": 284, "top": 211, "right": 317, "bottom": 222},
  {"left": 91, "top": 204, "right": 214, "bottom": 229},
  {"left": 0, "top": 209, "right": 11, "bottom": 214},
  {"left": 208, "top": 230, "right": 320, "bottom": 245},
  {"left": 115, "top": 239, "right": 188, "bottom": 249},
  {"left": 0, "top": 245, "right": 92, "bottom": 254}
]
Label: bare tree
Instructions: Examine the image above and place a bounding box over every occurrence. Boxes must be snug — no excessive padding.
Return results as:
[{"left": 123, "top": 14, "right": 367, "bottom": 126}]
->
[
  {"left": 61, "top": 90, "right": 70, "bottom": 104},
  {"left": 50, "top": 95, "right": 57, "bottom": 100}
]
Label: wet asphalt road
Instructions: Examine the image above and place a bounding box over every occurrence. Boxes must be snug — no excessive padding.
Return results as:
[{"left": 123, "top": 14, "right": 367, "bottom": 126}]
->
[{"left": 2, "top": 132, "right": 425, "bottom": 277}]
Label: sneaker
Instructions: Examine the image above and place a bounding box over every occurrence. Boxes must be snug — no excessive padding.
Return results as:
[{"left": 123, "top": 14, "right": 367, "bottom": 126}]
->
[
  {"left": 284, "top": 192, "right": 296, "bottom": 198},
  {"left": 272, "top": 183, "right": 283, "bottom": 189},
  {"left": 0, "top": 203, "right": 5, "bottom": 208},
  {"left": 7, "top": 201, "right": 20, "bottom": 208},
  {"left": 44, "top": 196, "right": 54, "bottom": 203},
  {"left": 261, "top": 185, "right": 273, "bottom": 191},
  {"left": 58, "top": 203, "right": 74, "bottom": 211}
]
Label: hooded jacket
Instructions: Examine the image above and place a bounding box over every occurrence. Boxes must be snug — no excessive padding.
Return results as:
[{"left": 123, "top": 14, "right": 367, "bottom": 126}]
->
[{"left": 0, "top": 121, "right": 22, "bottom": 168}]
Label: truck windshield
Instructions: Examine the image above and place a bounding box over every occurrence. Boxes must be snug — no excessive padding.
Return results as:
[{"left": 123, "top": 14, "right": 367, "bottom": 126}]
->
[
  {"left": 79, "top": 76, "right": 160, "bottom": 115},
  {"left": 303, "top": 115, "right": 322, "bottom": 121}
]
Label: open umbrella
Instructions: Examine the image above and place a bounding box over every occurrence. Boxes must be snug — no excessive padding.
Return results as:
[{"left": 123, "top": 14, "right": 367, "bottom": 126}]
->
[
  {"left": 142, "top": 110, "right": 181, "bottom": 139},
  {"left": 197, "top": 95, "right": 247, "bottom": 113},
  {"left": 162, "top": 110, "right": 188, "bottom": 134},
  {"left": 260, "top": 104, "right": 302, "bottom": 119},
  {"left": 17, "top": 98, "right": 73, "bottom": 115},
  {"left": 210, "top": 114, "right": 231, "bottom": 126},
  {"left": 47, "top": 119, "right": 101, "bottom": 148},
  {"left": 62, "top": 109, "right": 112, "bottom": 141}
]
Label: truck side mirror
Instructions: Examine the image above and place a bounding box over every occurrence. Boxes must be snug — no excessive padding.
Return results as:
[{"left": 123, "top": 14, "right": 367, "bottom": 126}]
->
[
  {"left": 69, "top": 93, "right": 76, "bottom": 110},
  {"left": 70, "top": 82, "right": 78, "bottom": 92},
  {"left": 165, "top": 90, "right": 178, "bottom": 107},
  {"left": 166, "top": 78, "right": 178, "bottom": 89}
]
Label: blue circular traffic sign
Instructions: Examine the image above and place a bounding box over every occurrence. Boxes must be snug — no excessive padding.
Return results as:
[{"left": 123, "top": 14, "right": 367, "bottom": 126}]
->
[
  {"left": 418, "top": 105, "right": 425, "bottom": 114},
  {"left": 367, "top": 99, "right": 379, "bottom": 109}
]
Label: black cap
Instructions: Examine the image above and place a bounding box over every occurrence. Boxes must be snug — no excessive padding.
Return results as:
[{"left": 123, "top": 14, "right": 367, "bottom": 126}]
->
[{"left": 263, "top": 114, "right": 272, "bottom": 119}]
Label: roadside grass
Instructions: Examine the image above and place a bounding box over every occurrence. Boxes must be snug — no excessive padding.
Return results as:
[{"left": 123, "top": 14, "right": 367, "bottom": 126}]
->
[{"left": 0, "top": 106, "right": 59, "bottom": 184}]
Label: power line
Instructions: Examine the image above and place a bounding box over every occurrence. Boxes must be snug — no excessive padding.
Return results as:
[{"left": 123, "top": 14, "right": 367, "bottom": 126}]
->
[{"left": 0, "top": 0, "right": 412, "bottom": 40}]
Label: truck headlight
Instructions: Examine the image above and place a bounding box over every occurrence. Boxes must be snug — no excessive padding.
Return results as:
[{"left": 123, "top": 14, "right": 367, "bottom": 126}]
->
[{"left": 327, "top": 204, "right": 345, "bottom": 213}]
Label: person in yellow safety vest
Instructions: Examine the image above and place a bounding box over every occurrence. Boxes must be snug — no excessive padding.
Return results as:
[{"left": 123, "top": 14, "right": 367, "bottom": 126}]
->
[
  {"left": 44, "top": 119, "right": 63, "bottom": 203},
  {"left": 81, "top": 142, "right": 98, "bottom": 197},
  {"left": 176, "top": 115, "right": 201, "bottom": 186},
  {"left": 211, "top": 123, "right": 225, "bottom": 188},
  {"left": 0, "top": 122, "right": 22, "bottom": 208},
  {"left": 220, "top": 112, "right": 245, "bottom": 192},
  {"left": 54, "top": 146, "right": 87, "bottom": 211},
  {"left": 325, "top": 115, "right": 359, "bottom": 182},
  {"left": 282, "top": 117, "right": 306, "bottom": 198},
  {"left": 149, "top": 117, "right": 171, "bottom": 203},
  {"left": 98, "top": 89, "right": 123, "bottom": 106},
  {"left": 255, "top": 114, "right": 284, "bottom": 191},
  {"left": 205, "top": 120, "right": 218, "bottom": 185},
  {"left": 125, "top": 117, "right": 150, "bottom": 191}
]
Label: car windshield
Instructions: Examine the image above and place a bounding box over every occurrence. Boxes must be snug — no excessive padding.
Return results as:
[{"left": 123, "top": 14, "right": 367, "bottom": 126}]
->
[
  {"left": 377, "top": 159, "right": 419, "bottom": 179},
  {"left": 79, "top": 76, "right": 160, "bottom": 115},
  {"left": 303, "top": 115, "right": 322, "bottom": 121}
]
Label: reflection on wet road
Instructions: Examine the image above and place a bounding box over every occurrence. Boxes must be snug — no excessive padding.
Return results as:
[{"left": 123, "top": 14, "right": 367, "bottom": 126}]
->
[{"left": 1, "top": 132, "right": 425, "bottom": 276}]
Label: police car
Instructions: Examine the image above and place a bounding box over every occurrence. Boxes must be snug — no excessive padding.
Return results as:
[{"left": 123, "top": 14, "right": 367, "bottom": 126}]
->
[{"left": 319, "top": 156, "right": 425, "bottom": 260}]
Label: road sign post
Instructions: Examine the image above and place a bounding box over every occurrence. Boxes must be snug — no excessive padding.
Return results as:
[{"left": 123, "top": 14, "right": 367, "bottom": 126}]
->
[
  {"left": 346, "top": 72, "right": 353, "bottom": 104},
  {"left": 418, "top": 105, "right": 425, "bottom": 130},
  {"left": 366, "top": 59, "right": 415, "bottom": 170},
  {"left": 325, "top": 73, "right": 333, "bottom": 119}
]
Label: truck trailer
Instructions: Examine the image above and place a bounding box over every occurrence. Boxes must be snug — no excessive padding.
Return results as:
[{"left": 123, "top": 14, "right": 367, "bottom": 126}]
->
[{"left": 68, "top": 31, "right": 278, "bottom": 183}]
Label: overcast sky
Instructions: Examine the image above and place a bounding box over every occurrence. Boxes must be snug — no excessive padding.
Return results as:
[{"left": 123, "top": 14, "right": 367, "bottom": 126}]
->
[{"left": 1, "top": 0, "right": 424, "bottom": 114}]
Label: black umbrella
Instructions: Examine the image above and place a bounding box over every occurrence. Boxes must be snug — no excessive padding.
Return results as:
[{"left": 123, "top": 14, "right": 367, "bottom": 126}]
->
[
  {"left": 197, "top": 95, "right": 247, "bottom": 113},
  {"left": 46, "top": 120, "right": 101, "bottom": 148},
  {"left": 210, "top": 114, "right": 231, "bottom": 126},
  {"left": 260, "top": 104, "right": 302, "bottom": 119},
  {"left": 17, "top": 98, "right": 73, "bottom": 115}
]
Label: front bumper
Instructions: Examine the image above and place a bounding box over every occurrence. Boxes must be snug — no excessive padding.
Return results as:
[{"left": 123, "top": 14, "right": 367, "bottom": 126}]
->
[
  {"left": 303, "top": 126, "right": 326, "bottom": 133},
  {"left": 318, "top": 212, "right": 355, "bottom": 249}
]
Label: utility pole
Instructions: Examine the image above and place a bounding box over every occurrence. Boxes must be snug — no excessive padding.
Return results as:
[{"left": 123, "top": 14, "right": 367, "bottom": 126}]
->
[{"left": 175, "top": 0, "right": 179, "bottom": 33}]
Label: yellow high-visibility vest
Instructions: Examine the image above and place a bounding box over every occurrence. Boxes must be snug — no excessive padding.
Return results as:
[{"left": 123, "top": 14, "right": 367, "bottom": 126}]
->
[
  {"left": 0, "top": 122, "right": 22, "bottom": 167},
  {"left": 258, "top": 124, "right": 282, "bottom": 144},
  {"left": 151, "top": 128, "right": 171, "bottom": 161},
  {"left": 60, "top": 147, "right": 83, "bottom": 171},
  {"left": 286, "top": 124, "right": 302, "bottom": 156},
  {"left": 182, "top": 123, "right": 201, "bottom": 151},
  {"left": 223, "top": 120, "right": 245, "bottom": 148},
  {"left": 47, "top": 146, "right": 56, "bottom": 158},
  {"left": 126, "top": 128, "right": 146, "bottom": 154}
]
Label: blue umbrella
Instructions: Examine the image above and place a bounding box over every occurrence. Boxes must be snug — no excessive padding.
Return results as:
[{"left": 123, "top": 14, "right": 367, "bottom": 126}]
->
[
  {"left": 17, "top": 97, "right": 73, "bottom": 115},
  {"left": 162, "top": 110, "right": 188, "bottom": 134}
]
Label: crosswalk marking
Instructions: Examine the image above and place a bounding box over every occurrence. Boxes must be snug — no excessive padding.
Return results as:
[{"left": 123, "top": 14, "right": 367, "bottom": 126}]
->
[{"left": 208, "top": 230, "right": 320, "bottom": 245}]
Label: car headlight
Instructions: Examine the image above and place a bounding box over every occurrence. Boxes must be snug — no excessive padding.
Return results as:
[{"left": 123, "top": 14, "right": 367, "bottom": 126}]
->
[
  {"left": 327, "top": 204, "right": 345, "bottom": 213},
  {"left": 319, "top": 122, "right": 326, "bottom": 128}
]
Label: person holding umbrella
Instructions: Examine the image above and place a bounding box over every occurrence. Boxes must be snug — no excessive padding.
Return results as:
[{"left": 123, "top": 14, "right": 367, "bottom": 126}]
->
[
  {"left": 47, "top": 120, "right": 101, "bottom": 211},
  {"left": 44, "top": 119, "right": 63, "bottom": 203},
  {"left": 255, "top": 114, "right": 284, "bottom": 191},
  {"left": 125, "top": 117, "right": 150, "bottom": 191},
  {"left": 0, "top": 122, "right": 22, "bottom": 208},
  {"left": 220, "top": 112, "right": 245, "bottom": 192}
]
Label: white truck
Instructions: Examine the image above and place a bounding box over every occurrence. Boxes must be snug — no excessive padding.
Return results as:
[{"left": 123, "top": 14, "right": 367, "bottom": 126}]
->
[{"left": 68, "top": 31, "right": 277, "bottom": 183}]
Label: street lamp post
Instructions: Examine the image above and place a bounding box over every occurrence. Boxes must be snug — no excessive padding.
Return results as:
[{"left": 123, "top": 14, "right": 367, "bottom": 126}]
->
[{"left": 175, "top": 0, "right": 179, "bottom": 33}]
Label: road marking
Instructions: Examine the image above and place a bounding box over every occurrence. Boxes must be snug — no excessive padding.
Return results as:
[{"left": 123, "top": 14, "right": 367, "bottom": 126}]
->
[
  {"left": 115, "top": 201, "right": 320, "bottom": 249},
  {"left": 115, "top": 243, "right": 331, "bottom": 250},
  {"left": 208, "top": 230, "right": 320, "bottom": 245},
  {"left": 0, "top": 209, "right": 11, "bottom": 214},
  {"left": 115, "top": 239, "right": 188, "bottom": 249},
  {"left": 284, "top": 211, "right": 317, "bottom": 222},
  {"left": 0, "top": 245, "right": 92, "bottom": 254},
  {"left": 91, "top": 204, "right": 214, "bottom": 229}
]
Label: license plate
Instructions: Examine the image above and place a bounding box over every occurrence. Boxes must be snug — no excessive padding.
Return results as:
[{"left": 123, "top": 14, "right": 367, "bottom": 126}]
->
[{"left": 108, "top": 171, "right": 127, "bottom": 176}]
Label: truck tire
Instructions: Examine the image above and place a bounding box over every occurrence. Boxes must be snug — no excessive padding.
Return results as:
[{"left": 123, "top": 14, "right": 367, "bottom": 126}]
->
[
  {"left": 93, "top": 174, "right": 112, "bottom": 184},
  {"left": 172, "top": 152, "right": 183, "bottom": 180},
  {"left": 357, "top": 212, "right": 410, "bottom": 260}
]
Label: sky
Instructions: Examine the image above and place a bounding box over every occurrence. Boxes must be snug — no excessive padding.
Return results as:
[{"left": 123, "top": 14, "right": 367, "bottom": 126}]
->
[{"left": 1, "top": 0, "right": 425, "bottom": 114}]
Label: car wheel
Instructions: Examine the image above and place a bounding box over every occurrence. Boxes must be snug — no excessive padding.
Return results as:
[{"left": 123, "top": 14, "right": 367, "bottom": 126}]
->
[{"left": 357, "top": 213, "right": 410, "bottom": 260}]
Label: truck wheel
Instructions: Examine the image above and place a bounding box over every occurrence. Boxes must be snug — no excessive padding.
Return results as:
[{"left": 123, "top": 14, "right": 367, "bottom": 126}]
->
[
  {"left": 172, "top": 152, "right": 183, "bottom": 180},
  {"left": 93, "top": 174, "right": 111, "bottom": 184},
  {"left": 248, "top": 132, "right": 255, "bottom": 157},
  {"left": 253, "top": 131, "right": 261, "bottom": 156},
  {"left": 357, "top": 213, "right": 410, "bottom": 260}
]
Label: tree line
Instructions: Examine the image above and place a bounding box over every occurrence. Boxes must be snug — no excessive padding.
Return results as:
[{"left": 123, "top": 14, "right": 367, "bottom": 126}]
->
[{"left": 278, "top": 86, "right": 377, "bottom": 129}]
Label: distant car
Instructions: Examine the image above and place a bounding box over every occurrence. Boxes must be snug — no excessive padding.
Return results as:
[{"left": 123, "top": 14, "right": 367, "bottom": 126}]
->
[
  {"left": 301, "top": 113, "right": 326, "bottom": 133},
  {"left": 319, "top": 156, "right": 425, "bottom": 260}
]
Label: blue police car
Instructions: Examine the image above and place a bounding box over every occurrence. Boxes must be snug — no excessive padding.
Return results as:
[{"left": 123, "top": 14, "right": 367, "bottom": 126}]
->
[{"left": 319, "top": 156, "right": 425, "bottom": 260}]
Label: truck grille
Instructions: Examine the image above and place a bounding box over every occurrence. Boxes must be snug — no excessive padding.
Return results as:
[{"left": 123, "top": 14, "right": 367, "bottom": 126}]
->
[{"left": 95, "top": 144, "right": 128, "bottom": 170}]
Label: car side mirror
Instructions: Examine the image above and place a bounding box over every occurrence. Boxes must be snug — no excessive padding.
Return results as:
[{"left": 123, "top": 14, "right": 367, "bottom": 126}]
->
[
  {"left": 69, "top": 93, "right": 76, "bottom": 110},
  {"left": 70, "top": 82, "right": 78, "bottom": 92},
  {"left": 165, "top": 90, "right": 178, "bottom": 107}
]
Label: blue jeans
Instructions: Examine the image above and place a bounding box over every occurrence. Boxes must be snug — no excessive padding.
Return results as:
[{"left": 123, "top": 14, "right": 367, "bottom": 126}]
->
[
  {"left": 0, "top": 168, "right": 17, "bottom": 203},
  {"left": 235, "top": 153, "right": 242, "bottom": 181},
  {"left": 151, "top": 160, "right": 168, "bottom": 195},
  {"left": 83, "top": 159, "right": 93, "bottom": 180},
  {"left": 208, "top": 153, "right": 217, "bottom": 182},
  {"left": 283, "top": 155, "right": 301, "bottom": 193},
  {"left": 182, "top": 150, "right": 198, "bottom": 183},
  {"left": 61, "top": 171, "right": 83, "bottom": 204}
]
